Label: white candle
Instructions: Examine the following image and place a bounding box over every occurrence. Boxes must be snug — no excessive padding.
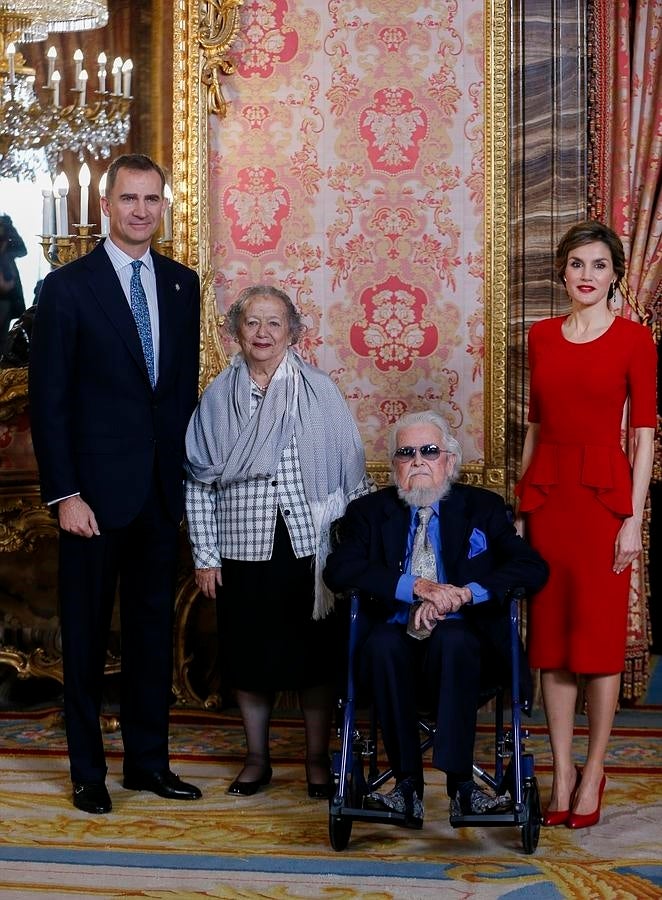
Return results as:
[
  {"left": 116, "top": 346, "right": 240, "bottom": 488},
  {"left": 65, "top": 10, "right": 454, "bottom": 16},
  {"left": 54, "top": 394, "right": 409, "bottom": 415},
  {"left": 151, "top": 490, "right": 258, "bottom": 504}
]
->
[
  {"left": 99, "top": 173, "right": 109, "bottom": 235},
  {"left": 47, "top": 46, "right": 57, "bottom": 83},
  {"left": 41, "top": 177, "right": 54, "bottom": 236},
  {"left": 112, "top": 57, "right": 122, "bottom": 95},
  {"left": 73, "top": 49, "right": 83, "bottom": 85},
  {"left": 53, "top": 172, "right": 69, "bottom": 236},
  {"left": 6, "top": 42, "right": 15, "bottom": 85},
  {"left": 78, "top": 69, "right": 88, "bottom": 107},
  {"left": 97, "top": 52, "right": 107, "bottom": 92},
  {"left": 163, "top": 183, "right": 173, "bottom": 240},
  {"left": 78, "top": 163, "right": 91, "bottom": 226},
  {"left": 121, "top": 58, "right": 133, "bottom": 98},
  {"left": 51, "top": 70, "right": 61, "bottom": 107}
]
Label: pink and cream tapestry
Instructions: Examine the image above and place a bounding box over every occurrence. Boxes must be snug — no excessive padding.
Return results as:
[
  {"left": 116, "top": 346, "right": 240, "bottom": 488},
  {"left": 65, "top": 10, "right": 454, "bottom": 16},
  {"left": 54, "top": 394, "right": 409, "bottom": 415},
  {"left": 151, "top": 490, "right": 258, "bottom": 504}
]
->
[{"left": 209, "top": 0, "right": 487, "bottom": 465}]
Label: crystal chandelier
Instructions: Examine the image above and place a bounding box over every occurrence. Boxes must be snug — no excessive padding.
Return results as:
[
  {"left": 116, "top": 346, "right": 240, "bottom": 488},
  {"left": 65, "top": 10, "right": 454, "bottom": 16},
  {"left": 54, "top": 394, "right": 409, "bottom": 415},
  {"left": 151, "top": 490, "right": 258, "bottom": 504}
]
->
[{"left": 0, "top": 1, "right": 133, "bottom": 181}]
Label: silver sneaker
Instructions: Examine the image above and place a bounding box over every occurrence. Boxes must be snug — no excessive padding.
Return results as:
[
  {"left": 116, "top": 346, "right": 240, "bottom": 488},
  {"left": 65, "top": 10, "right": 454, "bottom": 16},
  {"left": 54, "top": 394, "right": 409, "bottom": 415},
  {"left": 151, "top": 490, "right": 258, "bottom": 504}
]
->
[
  {"left": 450, "top": 781, "right": 501, "bottom": 816},
  {"left": 367, "top": 777, "right": 424, "bottom": 827}
]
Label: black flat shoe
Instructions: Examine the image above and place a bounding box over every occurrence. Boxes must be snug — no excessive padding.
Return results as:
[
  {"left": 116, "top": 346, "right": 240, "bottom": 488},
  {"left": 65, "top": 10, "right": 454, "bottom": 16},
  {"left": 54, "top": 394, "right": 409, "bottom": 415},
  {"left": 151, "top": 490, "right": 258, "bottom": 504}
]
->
[
  {"left": 228, "top": 766, "right": 273, "bottom": 796},
  {"left": 123, "top": 769, "right": 202, "bottom": 800},
  {"left": 305, "top": 756, "right": 332, "bottom": 799},
  {"left": 307, "top": 779, "right": 333, "bottom": 799},
  {"left": 73, "top": 781, "right": 112, "bottom": 814}
]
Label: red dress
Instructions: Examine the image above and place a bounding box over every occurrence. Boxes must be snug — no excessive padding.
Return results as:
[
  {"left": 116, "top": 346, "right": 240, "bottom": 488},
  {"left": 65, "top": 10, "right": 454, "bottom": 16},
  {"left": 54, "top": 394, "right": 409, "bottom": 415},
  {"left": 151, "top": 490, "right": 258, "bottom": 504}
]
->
[{"left": 517, "top": 316, "right": 657, "bottom": 673}]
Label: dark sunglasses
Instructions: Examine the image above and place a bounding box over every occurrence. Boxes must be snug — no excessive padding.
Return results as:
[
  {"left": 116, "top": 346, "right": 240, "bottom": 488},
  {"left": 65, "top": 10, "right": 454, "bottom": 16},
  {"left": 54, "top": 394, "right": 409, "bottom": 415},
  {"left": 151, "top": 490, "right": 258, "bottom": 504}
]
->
[{"left": 393, "top": 444, "right": 449, "bottom": 460}]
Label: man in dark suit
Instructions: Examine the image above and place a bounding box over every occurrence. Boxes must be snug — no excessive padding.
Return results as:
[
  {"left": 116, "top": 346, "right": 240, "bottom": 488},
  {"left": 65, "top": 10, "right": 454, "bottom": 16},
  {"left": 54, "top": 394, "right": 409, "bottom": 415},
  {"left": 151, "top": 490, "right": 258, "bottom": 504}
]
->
[
  {"left": 29, "top": 154, "right": 202, "bottom": 814},
  {"left": 324, "top": 410, "right": 547, "bottom": 826}
]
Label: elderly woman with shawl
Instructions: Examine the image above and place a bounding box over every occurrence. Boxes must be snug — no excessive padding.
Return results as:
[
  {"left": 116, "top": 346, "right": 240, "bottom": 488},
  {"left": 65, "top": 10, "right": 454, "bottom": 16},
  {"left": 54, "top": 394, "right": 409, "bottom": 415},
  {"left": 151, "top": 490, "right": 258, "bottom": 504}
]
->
[{"left": 185, "top": 285, "right": 369, "bottom": 798}]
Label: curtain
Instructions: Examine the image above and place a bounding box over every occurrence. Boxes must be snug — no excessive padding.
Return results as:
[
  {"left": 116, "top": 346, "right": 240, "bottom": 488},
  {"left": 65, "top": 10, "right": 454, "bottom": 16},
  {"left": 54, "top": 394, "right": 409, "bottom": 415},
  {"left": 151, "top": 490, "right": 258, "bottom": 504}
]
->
[{"left": 588, "top": 0, "right": 662, "bottom": 699}]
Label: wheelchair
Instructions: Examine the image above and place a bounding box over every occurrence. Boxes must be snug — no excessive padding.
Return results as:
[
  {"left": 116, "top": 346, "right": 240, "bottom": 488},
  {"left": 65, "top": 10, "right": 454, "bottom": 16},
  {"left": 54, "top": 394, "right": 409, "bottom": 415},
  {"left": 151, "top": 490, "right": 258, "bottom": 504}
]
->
[{"left": 328, "top": 586, "right": 541, "bottom": 854}]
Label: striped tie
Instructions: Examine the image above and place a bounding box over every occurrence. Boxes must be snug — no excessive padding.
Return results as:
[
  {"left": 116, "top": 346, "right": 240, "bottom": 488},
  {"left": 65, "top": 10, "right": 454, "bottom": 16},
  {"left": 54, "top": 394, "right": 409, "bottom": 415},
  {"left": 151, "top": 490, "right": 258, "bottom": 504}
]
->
[{"left": 130, "top": 259, "right": 155, "bottom": 387}]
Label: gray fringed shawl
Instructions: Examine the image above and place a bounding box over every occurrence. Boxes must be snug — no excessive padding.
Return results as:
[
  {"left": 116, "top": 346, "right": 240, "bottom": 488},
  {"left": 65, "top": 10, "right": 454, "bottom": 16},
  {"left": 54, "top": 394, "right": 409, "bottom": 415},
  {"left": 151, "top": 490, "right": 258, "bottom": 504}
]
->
[{"left": 185, "top": 350, "right": 366, "bottom": 618}]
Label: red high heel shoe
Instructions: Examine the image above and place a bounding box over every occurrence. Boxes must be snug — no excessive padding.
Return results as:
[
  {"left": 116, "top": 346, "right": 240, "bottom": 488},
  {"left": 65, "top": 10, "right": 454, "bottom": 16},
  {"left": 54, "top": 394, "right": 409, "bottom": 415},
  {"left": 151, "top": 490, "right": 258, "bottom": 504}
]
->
[
  {"left": 566, "top": 774, "right": 606, "bottom": 829},
  {"left": 542, "top": 766, "right": 582, "bottom": 827}
]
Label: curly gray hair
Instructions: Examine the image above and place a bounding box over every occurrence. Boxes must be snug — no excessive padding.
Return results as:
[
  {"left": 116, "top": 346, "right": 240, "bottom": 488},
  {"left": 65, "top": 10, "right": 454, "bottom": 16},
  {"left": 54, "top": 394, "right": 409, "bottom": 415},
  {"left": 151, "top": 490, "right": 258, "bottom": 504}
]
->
[{"left": 225, "top": 284, "right": 306, "bottom": 345}]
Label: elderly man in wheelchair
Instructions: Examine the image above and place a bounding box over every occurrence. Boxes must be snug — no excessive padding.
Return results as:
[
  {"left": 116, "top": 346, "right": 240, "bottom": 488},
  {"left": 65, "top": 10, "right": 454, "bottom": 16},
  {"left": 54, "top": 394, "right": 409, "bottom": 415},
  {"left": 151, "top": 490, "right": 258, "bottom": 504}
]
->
[{"left": 323, "top": 410, "right": 548, "bottom": 829}]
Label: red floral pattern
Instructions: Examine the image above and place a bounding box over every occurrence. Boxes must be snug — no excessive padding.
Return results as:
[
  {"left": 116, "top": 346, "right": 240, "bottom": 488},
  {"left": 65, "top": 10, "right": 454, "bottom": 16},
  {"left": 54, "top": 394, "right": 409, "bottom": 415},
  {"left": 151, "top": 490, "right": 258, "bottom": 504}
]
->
[
  {"left": 230, "top": 0, "right": 298, "bottom": 78},
  {"left": 222, "top": 167, "right": 291, "bottom": 255},
  {"left": 350, "top": 276, "right": 438, "bottom": 372},
  {"left": 210, "top": 1, "right": 486, "bottom": 462},
  {"left": 359, "top": 88, "right": 428, "bottom": 176}
]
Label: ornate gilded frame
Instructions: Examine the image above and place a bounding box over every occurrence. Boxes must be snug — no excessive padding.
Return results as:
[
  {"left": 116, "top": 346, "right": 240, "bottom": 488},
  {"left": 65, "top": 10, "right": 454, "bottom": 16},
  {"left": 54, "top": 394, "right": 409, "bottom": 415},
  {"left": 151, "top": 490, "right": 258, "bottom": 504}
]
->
[
  {"left": 481, "top": 0, "right": 509, "bottom": 493},
  {"left": 172, "top": 0, "right": 510, "bottom": 492}
]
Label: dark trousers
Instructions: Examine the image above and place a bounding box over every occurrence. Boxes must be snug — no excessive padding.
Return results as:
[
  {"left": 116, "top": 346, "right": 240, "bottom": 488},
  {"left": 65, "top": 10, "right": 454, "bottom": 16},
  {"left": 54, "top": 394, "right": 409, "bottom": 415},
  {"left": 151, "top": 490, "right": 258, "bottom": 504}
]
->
[
  {"left": 360, "top": 618, "right": 482, "bottom": 796},
  {"left": 58, "top": 478, "right": 179, "bottom": 784}
]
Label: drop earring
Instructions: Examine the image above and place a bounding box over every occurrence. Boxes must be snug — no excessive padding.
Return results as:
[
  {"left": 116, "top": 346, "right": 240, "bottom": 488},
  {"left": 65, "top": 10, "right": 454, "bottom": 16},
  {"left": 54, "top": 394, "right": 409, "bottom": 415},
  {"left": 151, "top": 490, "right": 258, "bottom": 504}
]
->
[{"left": 607, "top": 281, "right": 616, "bottom": 302}]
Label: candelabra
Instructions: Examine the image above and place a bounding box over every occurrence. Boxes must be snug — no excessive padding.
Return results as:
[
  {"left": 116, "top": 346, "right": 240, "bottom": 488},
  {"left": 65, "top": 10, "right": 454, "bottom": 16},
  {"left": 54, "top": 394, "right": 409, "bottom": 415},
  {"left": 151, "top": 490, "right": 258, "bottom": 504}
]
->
[
  {"left": 39, "top": 224, "right": 99, "bottom": 267},
  {"left": 39, "top": 228, "right": 174, "bottom": 268},
  {"left": 0, "top": 2, "right": 133, "bottom": 181}
]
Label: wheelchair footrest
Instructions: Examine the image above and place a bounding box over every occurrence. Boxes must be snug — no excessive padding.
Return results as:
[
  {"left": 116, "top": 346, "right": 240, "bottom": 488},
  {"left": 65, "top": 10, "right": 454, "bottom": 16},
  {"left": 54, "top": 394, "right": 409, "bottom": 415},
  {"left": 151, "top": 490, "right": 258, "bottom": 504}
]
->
[
  {"left": 330, "top": 804, "right": 423, "bottom": 830},
  {"left": 449, "top": 809, "right": 527, "bottom": 828}
]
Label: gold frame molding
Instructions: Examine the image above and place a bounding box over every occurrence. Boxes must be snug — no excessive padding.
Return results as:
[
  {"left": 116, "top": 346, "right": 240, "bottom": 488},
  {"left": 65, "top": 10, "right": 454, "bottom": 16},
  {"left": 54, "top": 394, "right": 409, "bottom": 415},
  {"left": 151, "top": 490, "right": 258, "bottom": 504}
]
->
[
  {"left": 172, "top": 0, "right": 240, "bottom": 391},
  {"left": 481, "top": 0, "right": 509, "bottom": 493},
  {"left": 172, "top": 0, "right": 510, "bottom": 490}
]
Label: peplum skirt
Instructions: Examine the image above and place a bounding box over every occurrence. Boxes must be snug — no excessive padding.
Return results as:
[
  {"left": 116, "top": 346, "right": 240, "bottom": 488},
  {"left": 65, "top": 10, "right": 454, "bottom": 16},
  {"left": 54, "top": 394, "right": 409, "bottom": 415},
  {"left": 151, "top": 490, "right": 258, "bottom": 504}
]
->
[{"left": 519, "top": 442, "right": 631, "bottom": 674}]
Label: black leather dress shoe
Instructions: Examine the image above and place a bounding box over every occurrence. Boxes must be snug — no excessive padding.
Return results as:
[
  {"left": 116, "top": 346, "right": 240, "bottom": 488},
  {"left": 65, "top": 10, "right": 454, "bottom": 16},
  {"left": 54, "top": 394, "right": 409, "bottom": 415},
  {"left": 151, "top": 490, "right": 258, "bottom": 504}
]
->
[
  {"left": 73, "top": 782, "right": 112, "bottom": 814},
  {"left": 122, "top": 769, "right": 202, "bottom": 800}
]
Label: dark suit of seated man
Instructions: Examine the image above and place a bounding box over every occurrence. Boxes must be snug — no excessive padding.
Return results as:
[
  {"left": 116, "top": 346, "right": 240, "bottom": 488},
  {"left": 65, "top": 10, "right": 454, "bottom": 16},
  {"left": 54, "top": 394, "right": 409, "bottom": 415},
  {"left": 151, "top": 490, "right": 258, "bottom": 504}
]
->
[{"left": 323, "top": 410, "right": 548, "bottom": 827}]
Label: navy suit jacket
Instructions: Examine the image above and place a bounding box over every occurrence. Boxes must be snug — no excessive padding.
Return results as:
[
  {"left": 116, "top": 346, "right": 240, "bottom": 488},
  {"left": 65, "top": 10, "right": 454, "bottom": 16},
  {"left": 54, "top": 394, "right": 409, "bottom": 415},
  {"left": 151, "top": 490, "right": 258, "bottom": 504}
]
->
[
  {"left": 29, "top": 241, "right": 200, "bottom": 529},
  {"left": 324, "top": 484, "right": 548, "bottom": 697}
]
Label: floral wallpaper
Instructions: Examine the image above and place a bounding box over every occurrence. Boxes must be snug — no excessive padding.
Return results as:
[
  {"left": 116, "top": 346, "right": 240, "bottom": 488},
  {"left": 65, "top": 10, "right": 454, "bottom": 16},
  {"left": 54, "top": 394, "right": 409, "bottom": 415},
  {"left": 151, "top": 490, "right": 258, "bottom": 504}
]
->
[{"left": 209, "top": 0, "right": 485, "bottom": 463}]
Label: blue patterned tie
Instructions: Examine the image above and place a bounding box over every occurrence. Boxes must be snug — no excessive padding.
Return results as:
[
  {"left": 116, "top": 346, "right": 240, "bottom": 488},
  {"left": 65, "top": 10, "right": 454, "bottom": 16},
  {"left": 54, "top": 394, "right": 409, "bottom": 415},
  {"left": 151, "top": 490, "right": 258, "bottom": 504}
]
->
[{"left": 130, "top": 259, "right": 155, "bottom": 387}]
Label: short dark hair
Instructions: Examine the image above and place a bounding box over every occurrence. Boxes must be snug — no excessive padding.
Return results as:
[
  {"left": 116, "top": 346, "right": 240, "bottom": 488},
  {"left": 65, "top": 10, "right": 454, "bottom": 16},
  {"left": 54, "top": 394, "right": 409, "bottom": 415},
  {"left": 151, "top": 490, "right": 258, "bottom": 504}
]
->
[
  {"left": 105, "top": 154, "right": 166, "bottom": 195},
  {"left": 555, "top": 220, "right": 626, "bottom": 284},
  {"left": 225, "top": 284, "right": 306, "bottom": 345}
]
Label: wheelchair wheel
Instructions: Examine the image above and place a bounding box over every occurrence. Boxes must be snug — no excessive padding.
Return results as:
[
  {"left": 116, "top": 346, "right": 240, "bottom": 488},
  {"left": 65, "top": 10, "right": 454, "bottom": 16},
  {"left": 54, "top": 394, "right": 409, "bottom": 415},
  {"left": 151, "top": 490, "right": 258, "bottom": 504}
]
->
[
  {"left": 329, "top": 761, "right": 362, "bottom": 851},
  {"left": 521, "top": 778, "right": 541, "bottom": 854},
  {"left": 329, "top": 812, "right": 353, "bottom": 851}
]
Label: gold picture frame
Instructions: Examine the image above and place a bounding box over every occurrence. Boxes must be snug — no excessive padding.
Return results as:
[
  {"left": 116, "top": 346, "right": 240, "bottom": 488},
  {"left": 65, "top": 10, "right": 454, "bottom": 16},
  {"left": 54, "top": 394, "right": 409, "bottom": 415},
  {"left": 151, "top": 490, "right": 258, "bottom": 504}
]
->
[{"left": 172, "top": 0, "right": 509, "bottom": 492}]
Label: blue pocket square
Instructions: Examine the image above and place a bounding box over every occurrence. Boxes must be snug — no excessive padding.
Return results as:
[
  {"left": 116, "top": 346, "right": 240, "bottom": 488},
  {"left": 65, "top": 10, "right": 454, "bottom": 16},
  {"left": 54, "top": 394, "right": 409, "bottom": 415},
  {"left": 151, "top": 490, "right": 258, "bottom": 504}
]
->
[{"left": 468, "top": 528, "right": 487, "bottom": 558}]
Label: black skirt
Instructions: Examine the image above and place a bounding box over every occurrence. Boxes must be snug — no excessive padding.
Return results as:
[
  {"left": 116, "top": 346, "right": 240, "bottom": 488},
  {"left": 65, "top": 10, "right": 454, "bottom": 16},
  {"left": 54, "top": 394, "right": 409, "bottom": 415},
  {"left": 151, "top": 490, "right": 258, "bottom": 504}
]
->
[{"left": 217, "top": 512, "right": 337, "bottom": 691}]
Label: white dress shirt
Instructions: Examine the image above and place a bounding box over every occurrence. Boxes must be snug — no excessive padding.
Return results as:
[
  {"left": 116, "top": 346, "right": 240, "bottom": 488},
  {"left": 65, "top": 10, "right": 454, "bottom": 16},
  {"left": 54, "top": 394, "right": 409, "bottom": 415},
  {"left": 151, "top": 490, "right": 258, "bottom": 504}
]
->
[{"left": 104, "top": 236, "right": 160, "bottom": 383}]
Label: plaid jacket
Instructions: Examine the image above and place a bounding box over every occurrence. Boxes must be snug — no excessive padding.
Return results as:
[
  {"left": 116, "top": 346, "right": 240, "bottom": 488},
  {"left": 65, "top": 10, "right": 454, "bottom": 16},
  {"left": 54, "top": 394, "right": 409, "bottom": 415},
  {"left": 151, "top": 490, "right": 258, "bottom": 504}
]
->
[{"left": 185, "top": 383, "right": 368, "bottom": 567}]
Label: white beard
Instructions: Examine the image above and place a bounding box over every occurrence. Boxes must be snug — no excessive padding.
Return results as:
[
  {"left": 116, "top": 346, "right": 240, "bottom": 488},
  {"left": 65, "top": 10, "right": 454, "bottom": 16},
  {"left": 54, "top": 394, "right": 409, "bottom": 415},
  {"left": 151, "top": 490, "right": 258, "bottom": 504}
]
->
[{"left": 396, "top": 481, "right": 450, "bottom": 508}]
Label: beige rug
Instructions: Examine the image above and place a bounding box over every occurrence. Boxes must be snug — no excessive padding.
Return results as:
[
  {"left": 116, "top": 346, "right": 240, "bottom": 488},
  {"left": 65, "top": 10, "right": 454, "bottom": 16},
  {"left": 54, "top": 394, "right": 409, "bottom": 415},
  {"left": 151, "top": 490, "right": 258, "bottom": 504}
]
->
[{"left": 0, "top": 706, "right": 661, "bottom": 898}]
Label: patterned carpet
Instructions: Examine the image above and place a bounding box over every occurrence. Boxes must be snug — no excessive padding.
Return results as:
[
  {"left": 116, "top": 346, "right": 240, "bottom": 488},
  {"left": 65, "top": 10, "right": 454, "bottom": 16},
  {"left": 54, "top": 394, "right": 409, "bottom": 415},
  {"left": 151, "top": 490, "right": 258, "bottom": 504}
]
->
[{"left": 0, "top": 665, "right": 661, "bottom": 899}]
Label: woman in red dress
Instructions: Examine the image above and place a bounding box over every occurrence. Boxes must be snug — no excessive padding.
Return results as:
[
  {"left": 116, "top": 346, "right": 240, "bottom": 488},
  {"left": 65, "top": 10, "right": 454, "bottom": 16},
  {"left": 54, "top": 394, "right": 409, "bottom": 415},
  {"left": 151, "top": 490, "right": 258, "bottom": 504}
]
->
[{"left": 517, "top": 221, "right": 656, "bottom": 829}]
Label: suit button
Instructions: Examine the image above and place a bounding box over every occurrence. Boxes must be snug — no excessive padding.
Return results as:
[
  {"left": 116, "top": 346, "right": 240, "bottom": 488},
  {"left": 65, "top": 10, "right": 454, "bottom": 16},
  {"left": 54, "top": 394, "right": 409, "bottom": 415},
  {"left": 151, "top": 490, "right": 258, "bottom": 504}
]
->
[
  {"left": 271, "top": 480, "right": 277, "bottom": 486},
  {"left": 283, "top": 509, "right": 291, "bottom": 516}
]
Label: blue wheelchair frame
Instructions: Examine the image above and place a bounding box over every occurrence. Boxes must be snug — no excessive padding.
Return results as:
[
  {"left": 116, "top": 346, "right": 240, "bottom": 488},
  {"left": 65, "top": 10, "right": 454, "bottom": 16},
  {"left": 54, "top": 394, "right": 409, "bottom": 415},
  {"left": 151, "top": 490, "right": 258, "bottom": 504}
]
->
[{"left": 328, "top": 587, "right": 541, "bottom": 854}]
